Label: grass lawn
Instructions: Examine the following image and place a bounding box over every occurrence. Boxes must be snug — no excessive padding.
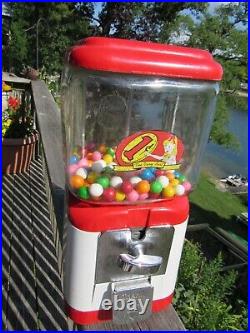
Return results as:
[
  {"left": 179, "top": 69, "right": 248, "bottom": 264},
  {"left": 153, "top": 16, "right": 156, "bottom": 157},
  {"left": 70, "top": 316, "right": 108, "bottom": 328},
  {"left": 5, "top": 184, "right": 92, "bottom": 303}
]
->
[{"left": 189, "top": 172, "right": 248, "bottom": 239}]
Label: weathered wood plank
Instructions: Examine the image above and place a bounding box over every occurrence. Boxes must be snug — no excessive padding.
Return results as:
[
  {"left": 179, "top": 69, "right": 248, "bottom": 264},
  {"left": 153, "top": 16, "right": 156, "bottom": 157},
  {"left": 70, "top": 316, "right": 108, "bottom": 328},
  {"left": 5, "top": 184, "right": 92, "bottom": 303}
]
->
[
  {"left": 80, "top": 305, "right": 185, "bottom": 331},
  {"left": 2, "top": 175, "right": 15, "bottom": 330},
  {"left": 29, "top": 160, "right": 68, "bottom": 330},
  {"left": 6, "top": 172, "right": 38, "bottom": 330}
]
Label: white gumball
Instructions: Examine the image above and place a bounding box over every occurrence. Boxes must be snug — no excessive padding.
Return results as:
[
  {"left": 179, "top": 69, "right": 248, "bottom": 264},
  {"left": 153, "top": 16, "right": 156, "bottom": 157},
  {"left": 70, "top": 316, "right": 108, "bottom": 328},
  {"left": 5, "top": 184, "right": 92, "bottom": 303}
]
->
[
  {"left": 156, "top": 175, "right": 169, "bottom": 188},
  {"left": 76, "top": 167, "right": 88, "bottom": 179},
  {"left": 89, "top": 183, "right": 104, "bottom": 197},
  {"left": 92, "top": 160, "right": 106, "bottom": 173},
  {"left": 130, "top": 176, "right": 142, "bottom": 186},
  {"left": 110, "top": 176, "right": 123, "bottom": 188},
  {"left": 175, "top": 184, "right": 185, "bottom": 196}
]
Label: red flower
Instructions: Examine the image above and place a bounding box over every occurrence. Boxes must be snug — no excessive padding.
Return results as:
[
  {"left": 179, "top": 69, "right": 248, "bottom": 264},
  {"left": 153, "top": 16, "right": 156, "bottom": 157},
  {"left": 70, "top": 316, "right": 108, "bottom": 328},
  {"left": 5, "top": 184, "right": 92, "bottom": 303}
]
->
[{"left": 8, "top": 96, "right": 20, "bottom": 109}]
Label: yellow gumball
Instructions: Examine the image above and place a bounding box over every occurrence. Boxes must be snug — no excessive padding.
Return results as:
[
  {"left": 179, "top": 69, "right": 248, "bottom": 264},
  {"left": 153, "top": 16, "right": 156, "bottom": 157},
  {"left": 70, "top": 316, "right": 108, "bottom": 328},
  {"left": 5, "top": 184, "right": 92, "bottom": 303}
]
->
[
  {"left": 162, "top": 185, "right": 175, "bottom": 198},
  {"left": 103, "top": 154, "right": 113, "bottom": 164},
  {"left": 115, "top": 191, "right": 126, "bottom": 202},
  {"left": 87, "top": 172, "right": 98, "bottom": 184},
  {"left": 170, "top": 179, "right": 179, "bottom": 186}
]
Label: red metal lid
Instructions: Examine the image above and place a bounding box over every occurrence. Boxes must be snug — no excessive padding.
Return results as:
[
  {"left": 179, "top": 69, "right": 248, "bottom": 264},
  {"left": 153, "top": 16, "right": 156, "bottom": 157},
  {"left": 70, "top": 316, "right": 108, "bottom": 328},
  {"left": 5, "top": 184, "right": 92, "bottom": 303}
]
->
[{"left": 67, "top": 37, "right": 223, "bottom": 81}]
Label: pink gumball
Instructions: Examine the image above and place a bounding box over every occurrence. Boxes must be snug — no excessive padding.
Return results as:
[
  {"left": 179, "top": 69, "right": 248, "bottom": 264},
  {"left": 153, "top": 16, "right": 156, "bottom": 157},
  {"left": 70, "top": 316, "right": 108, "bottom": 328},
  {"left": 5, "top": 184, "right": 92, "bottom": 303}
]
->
[
  {"left": 121, "top": 181, "right": 133, "bottom": 194},
  {"left": 155, "top": 170, "right": 165, "bottom": 177},
  {"left": 183, "top": 181, "right": 192, "bottom": 192},
  {"left": 126, "top": 190, "right": 139, "bottom": 202},
  {"left": 139, "top": 193, "right": 149, "bottom": 200},
  {"left": 67, "top": 164, "right": 78, "bottom": 175},
  {"left": 92, "top": 151, "right": 102, "bottom": 161},
  {"left": 78, "top": 158, "right": 89, "bottom": 168}
]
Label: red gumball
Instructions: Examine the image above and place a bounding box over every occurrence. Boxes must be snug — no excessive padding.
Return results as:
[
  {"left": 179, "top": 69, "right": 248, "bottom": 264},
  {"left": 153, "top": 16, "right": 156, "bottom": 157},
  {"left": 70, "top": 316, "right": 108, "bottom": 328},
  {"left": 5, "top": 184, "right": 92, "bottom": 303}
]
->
[
  {"left": 155, "top": 170, "right": 165, "bottom": 177},
  {"left": 103, "top": 187, "right": 116, "bottom": 202},
  {"left": 121, "top": 180, "right": 133, "bottom": 194}
]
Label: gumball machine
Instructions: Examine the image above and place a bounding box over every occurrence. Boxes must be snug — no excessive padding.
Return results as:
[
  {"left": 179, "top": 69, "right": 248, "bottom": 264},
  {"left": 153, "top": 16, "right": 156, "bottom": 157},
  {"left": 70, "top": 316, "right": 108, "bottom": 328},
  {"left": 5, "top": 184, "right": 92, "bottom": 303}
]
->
[{"left": 61, "top": 37, "right": 223, "bottom": 325}]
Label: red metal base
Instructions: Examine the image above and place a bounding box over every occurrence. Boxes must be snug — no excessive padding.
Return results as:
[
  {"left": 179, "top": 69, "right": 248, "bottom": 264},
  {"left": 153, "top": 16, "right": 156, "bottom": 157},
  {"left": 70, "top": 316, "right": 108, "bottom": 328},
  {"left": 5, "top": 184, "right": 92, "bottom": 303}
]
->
[{"left": 65, "top": 294, "right": 173, "bottom": 325}]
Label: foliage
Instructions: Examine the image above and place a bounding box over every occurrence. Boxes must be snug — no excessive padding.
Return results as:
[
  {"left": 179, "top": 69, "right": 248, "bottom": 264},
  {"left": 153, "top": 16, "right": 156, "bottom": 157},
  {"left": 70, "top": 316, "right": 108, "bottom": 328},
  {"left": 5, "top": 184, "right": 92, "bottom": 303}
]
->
[
  {"left": 174, "top": 241, "right": 248, "bottom": 330},
  {"left": 2, "top": 93, "right": 34, "bottom": 139},
  {"left": 4, "top": 2, "right": 248, "bottom": 150}
]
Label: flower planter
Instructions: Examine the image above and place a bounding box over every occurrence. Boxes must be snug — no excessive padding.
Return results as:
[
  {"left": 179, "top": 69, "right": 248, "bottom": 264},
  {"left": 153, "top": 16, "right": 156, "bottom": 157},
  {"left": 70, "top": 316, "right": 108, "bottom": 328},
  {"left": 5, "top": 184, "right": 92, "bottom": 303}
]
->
[{"left": 2, "top": 132, "right": 39, "bottom": 174}]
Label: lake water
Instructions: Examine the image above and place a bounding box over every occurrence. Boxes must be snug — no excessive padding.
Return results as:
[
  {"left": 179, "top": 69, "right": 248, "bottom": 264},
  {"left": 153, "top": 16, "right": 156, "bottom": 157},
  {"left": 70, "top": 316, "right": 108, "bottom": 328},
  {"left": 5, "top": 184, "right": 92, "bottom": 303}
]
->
[{"left": 202, "top": 102, "right": 248, "bottom": 178}]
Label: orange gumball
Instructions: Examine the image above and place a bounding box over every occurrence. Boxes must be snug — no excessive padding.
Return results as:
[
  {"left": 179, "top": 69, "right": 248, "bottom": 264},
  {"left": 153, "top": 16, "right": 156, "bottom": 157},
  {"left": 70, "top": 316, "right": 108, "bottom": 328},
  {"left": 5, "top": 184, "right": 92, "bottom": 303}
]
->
[
  {"left": 88, "top": 160, "right": 93, "bottom": 167},
  {"left": 87, "top": 152, "right": 93, "bottom": 160},
  {"left": 98, "top": 144, "right": 106, "bottom": 153},
  {"left": 70, "top": 175, "right": 85, "bottom": 189},
  {"left": 166, "top": 172, "right": 175, "bottom": 181},
  {"left": 136, "top": 180, "right": 150, "bottom": 194}
]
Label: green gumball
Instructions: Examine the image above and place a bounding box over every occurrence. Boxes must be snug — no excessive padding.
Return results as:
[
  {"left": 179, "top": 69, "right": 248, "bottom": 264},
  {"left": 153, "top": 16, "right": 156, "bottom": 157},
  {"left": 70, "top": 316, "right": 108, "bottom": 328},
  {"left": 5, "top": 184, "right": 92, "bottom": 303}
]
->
[
  {"left": 106, "top": 147, "right": 115, "bottom": 157},
  {"left": 96, "top": 176, "right": 110, "bottom": 189},
  {"left": 178, "top": 175, "right": 186, "bottom": 183},
  {"left": 150, "top": 181, "right": 163, "bottom": 194},
  {"left": 78, "top": 186, "right": 90, "bottom": 200}
]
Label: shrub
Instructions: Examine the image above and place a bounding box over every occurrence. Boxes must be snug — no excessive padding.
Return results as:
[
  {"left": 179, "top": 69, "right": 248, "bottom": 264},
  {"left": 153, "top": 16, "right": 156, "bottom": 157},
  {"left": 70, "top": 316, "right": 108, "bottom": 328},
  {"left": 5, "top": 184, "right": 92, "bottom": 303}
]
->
[{"left": 173, "top": 240, "right": 248, "bottom": 330}]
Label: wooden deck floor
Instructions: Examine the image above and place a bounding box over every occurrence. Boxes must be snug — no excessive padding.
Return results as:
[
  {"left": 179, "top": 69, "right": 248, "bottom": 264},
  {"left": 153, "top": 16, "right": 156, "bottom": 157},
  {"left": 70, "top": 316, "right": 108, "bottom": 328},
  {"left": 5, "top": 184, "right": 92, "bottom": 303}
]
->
[{"left": 2, "top": 158, "right": 68, "bottom": 330}]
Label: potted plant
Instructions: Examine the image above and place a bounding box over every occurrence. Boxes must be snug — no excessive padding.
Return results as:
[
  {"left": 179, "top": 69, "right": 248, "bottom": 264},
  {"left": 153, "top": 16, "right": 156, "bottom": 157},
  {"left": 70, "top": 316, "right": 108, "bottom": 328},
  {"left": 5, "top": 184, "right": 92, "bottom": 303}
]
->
[{"left": 2, "top": 91, "right": 39, "bottom": 174}]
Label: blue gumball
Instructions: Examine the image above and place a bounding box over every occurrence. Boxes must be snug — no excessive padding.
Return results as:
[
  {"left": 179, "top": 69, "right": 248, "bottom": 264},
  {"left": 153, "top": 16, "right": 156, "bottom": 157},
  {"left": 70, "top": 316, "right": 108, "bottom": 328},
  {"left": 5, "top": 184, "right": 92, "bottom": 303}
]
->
[
  {"left": 174, "top": 171, "right": 181, "bottom": 178},
  {"left": 140, "top": 169, "right": 154, "bottom": 181},
  {"left": 148, "top": 167, "right": 156, "bottom": 174},
  {"left": 69, "top": 155, "right": 79, "bottom": 165}
]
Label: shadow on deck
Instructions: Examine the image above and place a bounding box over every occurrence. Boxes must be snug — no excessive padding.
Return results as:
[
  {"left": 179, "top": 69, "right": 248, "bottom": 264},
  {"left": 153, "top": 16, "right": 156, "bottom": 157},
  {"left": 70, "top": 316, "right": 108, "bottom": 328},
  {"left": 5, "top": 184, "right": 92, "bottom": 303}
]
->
[{"left": 2, "top": 159, "right": 68, "bottom": 330}]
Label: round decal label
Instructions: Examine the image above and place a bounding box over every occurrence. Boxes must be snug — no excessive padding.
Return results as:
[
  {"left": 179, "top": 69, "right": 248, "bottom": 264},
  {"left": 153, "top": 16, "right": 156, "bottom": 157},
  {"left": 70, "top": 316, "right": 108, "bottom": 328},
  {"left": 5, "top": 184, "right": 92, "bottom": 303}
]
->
[{"left": 114, "top": 130, "right": 184, "bottom": 171}]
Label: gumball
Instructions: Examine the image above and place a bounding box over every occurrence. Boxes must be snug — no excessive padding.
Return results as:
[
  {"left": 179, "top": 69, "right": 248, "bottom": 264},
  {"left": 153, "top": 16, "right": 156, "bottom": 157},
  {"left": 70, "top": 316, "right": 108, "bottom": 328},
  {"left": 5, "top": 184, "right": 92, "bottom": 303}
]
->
[
  {"left": 115, "top": 190, "right": 126, "bottom": 202},
  {"left": 155, "top": 170, "right": 165, "bottom": 177},
  {"left": 102, "top": 166, "right": 114, "bottom": 175},
  {"left": 156, "top": 176, "right": 169, "bottom": 188},
  {"left": 170, "top": 179, "right": 179, "bottom": 186},
  {"left": 166, "top": 172, "right": 175, "bottom": 181},
  {"left": 140, "top": 169, "right": 154, "bottom": 181},
  {"left": 106, "top": 147, "right": 115, "bottom": 157},
  {"left": 139, "top": 193, "right": 149, "bottom": 200},
  {"left": 92, "top": 160, "right": 107, "bottom": 173},
  {"left": 78, "top": 186, "right": 90, "bottom": 200},
  {"left": 150, "top": 181, "right": 163, "bottom": 194},
  {"left": 162, "top": 185, "right": 175, "bottom": 198},
  {"left": 87, "top": 171, "right": 98, "bottom": 184},
  {"left": 72, "top": 146, "right": 81, "bottom": 156},
  {"left": 70, "top": 175, "right": 85, "bottom": 189},
  {"left": 103, "top": 187, "right": 116, "bottom": 202},
  {"left": 175, "top": 184, "right": 185, "bottom": 196},
  {"left": 87, "top": 152, "right": 93, "bottom": 160},
  {"left": 89, "top": 183, "right": 103, "bottom": 197},
  {"left": 183, "top": 181, "right": 192, "bottom": 192},
  {"left": 178, "top": 175, "right": 186, "bottom": 183},
  {"left": 126, "top": 190, "right": 139, "bottom": 202},
  {"left": 76, "top": 167, "right": 88, "bottom": 179},
  {"left": 148, "top": 167, "right": 156, "bottom": 174},
  {"left": 67, "top": 164, "right": 78, "bottom": 175},
  {"left": 110, "top": 176, "right": 123, "bottom": 189},
  {"left": 96, "top": 176, "right": 110, "bottom": 189},
  {"left": 174, "top": 171, "right": 181, "bottom": 178},
  {"left": 98, "top": 144, "right": 106, "bottom": 153},
  {"left": 103, "top": 154, "right": 113, "bottom": 164},
  {"left": 130, "top": 176, "right": 142, "bottom": 186},
  {"left": 88, "top": 160, "right": 93, "bottom": 168},
  {"left": 69, "top": 155, "right": 79, "bottom": 165},
  {"left": 77, "top": 158, "right": 88, "bottom": 168},
  {"left": 92, "top": 151, "right": 102, "bottom": 161},
  {"left": 136, "top": 180, "right": 150, "bottom": 194},
  {"left": 121, "top": 181, "right": 133, "bottom": 194}
]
